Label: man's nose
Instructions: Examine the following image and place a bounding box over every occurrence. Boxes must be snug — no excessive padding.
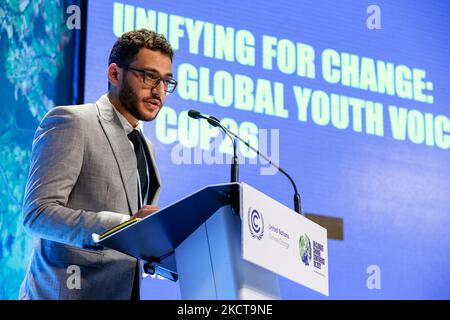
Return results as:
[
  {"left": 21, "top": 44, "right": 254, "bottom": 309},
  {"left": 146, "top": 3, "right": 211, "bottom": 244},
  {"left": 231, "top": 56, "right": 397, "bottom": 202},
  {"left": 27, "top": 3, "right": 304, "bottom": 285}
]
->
[{"left": 151, "top": 80, "right": 165, "bottom": 96}]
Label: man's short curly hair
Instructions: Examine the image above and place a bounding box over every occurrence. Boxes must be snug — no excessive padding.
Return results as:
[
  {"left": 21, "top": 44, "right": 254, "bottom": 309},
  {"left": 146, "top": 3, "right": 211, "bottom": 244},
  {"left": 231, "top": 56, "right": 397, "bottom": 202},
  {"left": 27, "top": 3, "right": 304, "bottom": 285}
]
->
[{"left": 108, "top": 29, "right": 174, "bottom": 66}]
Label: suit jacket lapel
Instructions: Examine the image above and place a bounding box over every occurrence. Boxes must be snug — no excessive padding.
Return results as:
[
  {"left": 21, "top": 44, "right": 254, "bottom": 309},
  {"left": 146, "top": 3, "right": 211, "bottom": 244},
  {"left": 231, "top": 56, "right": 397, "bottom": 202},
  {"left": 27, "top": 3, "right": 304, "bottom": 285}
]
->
[{"left": 95, "top": 95, "right": 138, "bottom": 215}]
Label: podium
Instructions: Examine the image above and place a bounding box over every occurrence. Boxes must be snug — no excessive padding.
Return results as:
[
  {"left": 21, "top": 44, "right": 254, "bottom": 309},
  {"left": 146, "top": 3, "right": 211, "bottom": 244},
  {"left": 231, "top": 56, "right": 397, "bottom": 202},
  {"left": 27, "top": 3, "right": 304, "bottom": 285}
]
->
[{"left": 98, "top": 182, "right": 328, "bottom": 299}]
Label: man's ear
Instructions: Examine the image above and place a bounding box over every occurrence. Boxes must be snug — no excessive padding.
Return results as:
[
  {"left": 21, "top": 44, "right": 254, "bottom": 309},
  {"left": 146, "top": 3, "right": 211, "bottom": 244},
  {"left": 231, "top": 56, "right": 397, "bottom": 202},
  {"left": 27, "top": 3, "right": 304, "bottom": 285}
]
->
[{"left": 108, "top": 63, "right": 121, "bottom": 88}]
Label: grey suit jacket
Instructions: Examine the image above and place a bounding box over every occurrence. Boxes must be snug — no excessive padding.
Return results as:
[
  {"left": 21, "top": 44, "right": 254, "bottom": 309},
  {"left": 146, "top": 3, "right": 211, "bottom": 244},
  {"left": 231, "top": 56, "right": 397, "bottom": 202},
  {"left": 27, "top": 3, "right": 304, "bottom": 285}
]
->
[{"left": 19, "top": 94, "right": 161, "bottom": 300}]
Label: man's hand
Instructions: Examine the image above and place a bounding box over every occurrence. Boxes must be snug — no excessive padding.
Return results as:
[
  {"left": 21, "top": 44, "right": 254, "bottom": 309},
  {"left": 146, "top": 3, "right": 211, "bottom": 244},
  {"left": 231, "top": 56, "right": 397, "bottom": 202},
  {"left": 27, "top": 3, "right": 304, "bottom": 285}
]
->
[{"left": 133, "top": 205, "right": 160, "bottom": 219}]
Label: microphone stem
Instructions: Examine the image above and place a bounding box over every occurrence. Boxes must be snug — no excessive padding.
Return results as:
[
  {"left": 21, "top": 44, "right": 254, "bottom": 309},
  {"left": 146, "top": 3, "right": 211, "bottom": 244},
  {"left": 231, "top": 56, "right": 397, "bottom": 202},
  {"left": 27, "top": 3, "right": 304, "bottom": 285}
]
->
[
  {"left": 196, "top": 112, "right": 302, "bottom": 215},
  {"left": 220, "top": 125, "right": 302, "bottom": 215},
  {"left": 203, "top": 115, "right": 239, "bottom": 183},
  {"left": 231, "top": 138, "right": 239, "bottom": 182}
]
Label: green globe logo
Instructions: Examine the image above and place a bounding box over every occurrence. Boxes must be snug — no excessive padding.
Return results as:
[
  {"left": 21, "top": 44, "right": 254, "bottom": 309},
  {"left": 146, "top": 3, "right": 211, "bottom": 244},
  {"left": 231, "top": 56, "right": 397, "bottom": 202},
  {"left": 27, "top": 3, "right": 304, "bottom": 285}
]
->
[{"left": 299, "top": 234, "right": 312, "bottom": 266}]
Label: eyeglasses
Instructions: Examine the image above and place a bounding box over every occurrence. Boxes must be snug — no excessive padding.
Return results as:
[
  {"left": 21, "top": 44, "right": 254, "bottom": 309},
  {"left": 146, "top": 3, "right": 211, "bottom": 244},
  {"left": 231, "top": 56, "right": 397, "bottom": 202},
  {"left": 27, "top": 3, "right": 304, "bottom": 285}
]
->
[{"left": 124, "top": 66, "right": 177, "bottom": 94}]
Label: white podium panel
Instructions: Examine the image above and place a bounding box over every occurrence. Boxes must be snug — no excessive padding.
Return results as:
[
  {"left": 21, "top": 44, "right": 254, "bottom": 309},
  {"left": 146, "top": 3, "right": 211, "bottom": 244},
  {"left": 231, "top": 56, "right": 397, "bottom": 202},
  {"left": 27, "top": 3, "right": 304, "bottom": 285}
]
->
[{"left": 241, "top": 183, "right": 329, "bottom": 296}]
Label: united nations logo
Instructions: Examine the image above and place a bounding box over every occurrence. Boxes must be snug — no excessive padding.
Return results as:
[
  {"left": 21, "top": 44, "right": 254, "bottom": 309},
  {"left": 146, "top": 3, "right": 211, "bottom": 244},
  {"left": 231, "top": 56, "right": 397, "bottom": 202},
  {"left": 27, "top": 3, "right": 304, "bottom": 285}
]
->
[
  {"left": 248, "top": 208, "right": 264, "bottom": 240},
  {"left": 299, "top": 234, "right": 312, "bottom": 266}
]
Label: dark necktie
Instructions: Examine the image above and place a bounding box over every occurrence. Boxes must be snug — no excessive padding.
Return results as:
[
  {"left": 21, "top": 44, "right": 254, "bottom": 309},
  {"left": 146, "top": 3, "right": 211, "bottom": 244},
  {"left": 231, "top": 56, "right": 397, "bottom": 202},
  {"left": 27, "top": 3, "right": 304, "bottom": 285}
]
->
[{"left": 127, "top": 130, "right": 148, "bottom": 208}]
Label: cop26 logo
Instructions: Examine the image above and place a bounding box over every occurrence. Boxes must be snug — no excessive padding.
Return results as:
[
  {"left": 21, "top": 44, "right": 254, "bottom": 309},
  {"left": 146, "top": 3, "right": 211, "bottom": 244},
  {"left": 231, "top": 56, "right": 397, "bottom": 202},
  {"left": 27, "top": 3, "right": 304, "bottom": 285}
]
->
[{"left": 248, "top": 208, "right": 264, "bottom": 240}]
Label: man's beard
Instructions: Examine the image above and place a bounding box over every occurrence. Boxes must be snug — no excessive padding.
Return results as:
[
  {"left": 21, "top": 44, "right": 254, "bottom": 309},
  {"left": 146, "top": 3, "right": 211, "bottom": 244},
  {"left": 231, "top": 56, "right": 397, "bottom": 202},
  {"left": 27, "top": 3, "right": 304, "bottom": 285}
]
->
[{"left": 118, "top": 79, "right": 160, "bottom": 121}]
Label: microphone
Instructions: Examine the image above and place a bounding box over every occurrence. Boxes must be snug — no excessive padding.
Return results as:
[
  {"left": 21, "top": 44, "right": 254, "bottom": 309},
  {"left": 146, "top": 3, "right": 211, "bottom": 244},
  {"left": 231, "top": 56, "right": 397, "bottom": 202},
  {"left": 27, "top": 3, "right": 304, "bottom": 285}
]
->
[
  {"left": 187, "top": 110, "right": 302, "bottom": 215},
  {"left": 207, "top": 116, "right": 239, "bottom": 182},
  {"left": 188, "top": 110, "right": 239, "bottom": 183},
  {"left": 187, "top": 109, "right": 202, "bottom": 119}
]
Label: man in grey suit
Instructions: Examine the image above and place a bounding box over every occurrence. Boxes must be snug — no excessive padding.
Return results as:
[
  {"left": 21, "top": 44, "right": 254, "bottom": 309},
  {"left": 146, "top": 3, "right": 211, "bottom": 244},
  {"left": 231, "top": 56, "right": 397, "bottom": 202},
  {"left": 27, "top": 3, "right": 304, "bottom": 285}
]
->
[{"left": 19, "top": 29, "right": 177, "bottom": 299}]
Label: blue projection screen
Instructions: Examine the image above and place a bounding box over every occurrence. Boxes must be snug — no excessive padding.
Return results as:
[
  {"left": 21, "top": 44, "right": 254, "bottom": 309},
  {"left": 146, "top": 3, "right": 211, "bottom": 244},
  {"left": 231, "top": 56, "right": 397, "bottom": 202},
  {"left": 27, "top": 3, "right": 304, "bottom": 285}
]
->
[{"left": 84, "top": 1, "right": 450, "bottom": 299}]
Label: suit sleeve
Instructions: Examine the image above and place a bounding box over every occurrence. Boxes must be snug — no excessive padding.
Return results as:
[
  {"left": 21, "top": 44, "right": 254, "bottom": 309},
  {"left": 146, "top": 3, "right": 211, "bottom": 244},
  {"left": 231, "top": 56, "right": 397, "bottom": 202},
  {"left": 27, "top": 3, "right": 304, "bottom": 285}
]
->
[{"left": 22, "top": 107, "right": 125, "bottom": 248}]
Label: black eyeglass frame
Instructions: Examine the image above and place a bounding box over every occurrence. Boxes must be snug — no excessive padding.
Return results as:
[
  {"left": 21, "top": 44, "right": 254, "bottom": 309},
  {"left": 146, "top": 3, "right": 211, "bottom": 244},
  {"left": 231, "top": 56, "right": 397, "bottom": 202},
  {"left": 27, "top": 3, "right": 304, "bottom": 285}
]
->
[{"left": 123, "top": 66, "right": 177, "bottom": 93}]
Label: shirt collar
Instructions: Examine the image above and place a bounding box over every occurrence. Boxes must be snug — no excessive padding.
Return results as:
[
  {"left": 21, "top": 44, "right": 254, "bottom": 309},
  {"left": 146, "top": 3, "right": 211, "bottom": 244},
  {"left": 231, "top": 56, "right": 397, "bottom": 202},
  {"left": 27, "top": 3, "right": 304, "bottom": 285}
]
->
[{"left": 106, "top": 94, "right": 140, "bottom": 135}]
